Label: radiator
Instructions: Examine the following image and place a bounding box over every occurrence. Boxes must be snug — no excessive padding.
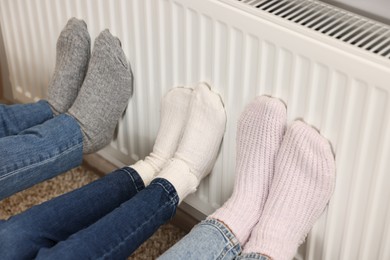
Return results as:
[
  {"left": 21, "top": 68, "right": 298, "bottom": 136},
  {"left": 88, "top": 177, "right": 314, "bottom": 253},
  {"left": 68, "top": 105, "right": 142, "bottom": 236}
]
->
[{"left": 1, "top": 0, "right": 390, "bottom": 259}]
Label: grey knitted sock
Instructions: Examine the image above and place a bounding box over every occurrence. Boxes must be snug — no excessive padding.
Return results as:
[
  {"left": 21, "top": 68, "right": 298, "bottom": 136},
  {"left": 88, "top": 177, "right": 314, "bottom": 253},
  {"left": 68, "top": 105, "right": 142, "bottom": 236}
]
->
[
  {"left": 67, "top": 29, "right": 133, "bottom": 154},
  {"left": 47, "top": 17, "right": 91, "bottom": 114}
]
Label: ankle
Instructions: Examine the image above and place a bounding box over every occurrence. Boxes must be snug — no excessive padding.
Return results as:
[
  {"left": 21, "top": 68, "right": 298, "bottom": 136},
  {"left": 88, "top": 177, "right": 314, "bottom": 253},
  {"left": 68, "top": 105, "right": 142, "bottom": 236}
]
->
[{"left": 157, "top": 159, "right": 198, "bottom": 203}]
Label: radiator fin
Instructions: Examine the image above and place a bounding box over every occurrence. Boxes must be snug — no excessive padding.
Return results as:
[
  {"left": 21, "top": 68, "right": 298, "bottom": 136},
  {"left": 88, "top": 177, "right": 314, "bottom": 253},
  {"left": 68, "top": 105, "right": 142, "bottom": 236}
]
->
[{"left": 235, "top": 0, "right": 390, "bottom": 59}]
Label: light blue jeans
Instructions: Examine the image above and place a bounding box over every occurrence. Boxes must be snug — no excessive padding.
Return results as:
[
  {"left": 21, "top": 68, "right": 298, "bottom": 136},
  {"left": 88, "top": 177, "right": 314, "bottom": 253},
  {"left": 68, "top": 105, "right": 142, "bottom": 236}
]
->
[
  {"left": 0, "top": 101, "right": 83, "bottom": 200},
  {"left": 159, "top": 218, "right": 270, "bottom": 260}
]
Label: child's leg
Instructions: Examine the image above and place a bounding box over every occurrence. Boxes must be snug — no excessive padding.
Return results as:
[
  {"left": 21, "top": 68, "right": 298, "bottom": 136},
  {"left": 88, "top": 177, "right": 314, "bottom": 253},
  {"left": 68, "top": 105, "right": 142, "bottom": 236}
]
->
[{"left": 0, "top": 166, "right": 145, "bottom": 260}]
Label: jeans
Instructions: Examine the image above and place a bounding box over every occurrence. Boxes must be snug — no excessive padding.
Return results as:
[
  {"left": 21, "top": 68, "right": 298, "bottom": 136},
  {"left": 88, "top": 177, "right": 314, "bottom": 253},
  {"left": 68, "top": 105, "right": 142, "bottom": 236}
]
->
[
  {"left": 0, "top": 101, "right": 83, "bottom": 200},
  {"left": 159, "top": 218, "right": 270, "bottom": 260},
  {"left": 0, "top": 167, "right": 179, "bottom": 259}
]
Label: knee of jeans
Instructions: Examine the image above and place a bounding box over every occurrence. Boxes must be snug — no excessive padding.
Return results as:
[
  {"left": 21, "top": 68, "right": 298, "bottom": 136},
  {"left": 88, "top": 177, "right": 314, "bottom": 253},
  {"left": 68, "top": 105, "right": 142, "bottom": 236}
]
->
[{"left": 0, "top": 220, "right": 48, "bottom": 259}]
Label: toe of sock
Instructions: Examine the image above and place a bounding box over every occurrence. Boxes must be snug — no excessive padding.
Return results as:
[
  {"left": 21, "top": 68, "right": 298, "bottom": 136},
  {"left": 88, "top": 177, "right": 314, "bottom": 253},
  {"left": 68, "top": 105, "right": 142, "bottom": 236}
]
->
[{"left": 194, "top": 83, "right": 226, "bottom": 112}]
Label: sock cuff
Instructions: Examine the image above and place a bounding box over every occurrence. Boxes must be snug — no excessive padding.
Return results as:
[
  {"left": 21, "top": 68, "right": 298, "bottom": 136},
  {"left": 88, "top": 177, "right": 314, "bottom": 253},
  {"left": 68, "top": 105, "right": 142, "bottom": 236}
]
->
[
  {"left": 157, "top": 159, "right": 198, "bottom": 203},
  {"left": 210, "top": 199, "right": 261, "bottom": 245},
  {"left": 130, "top": 160, "right": 157, "bottom": 186}
]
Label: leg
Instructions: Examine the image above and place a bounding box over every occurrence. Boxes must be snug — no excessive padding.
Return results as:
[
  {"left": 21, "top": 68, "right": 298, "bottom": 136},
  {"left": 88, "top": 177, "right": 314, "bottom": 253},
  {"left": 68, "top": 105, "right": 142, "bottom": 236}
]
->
[
  {"left": 0, "top": 114, "right": 82, "bottom": 200},
  {"left": 0, "top": 167, "right": 144, "bottom": 259},
  {"left": 0, "top": 101, "right": 53, "bottom": 137},
  {"left": 159, "top": 219, "right": 242, "bottom": 260},
  {"left": 35, "top": 178, "right": 178, "bottom": 259}
]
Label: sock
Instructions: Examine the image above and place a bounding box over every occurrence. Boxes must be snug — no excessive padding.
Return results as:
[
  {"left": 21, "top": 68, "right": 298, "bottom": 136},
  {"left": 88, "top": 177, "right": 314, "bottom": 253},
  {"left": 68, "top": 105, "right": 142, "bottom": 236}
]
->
[
  {"left": 209, "top": 96, "right": 287, "bottom": 245},
  {"left": 158, "top": 83, "right": 226, "bottom": 203},
  {"left": 131, "top": 87, "right": 193, "bottom": 185},
  {"left": 68, "top": 29, "right": 133, "bottom": 154},
  {"left": 243, "top": 120, "right": 336, "bottom": 260},
  {"left": 47, "top": 17, "right": 91, "bottom": 115}
]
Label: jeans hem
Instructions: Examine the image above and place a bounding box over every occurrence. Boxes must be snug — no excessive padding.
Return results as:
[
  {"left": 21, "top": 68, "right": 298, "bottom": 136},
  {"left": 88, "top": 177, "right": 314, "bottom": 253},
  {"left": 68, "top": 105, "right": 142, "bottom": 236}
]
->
[
  {"left": 122, "top": 167, "right": 145, "bottom": 192},
  {"left": 151, "top": 178, "right": 179, "bottom": 215},
  {"left": 236, "top": 253, "right": 271, "bottom": 260},
  {"left": 201, "top": 218, "right": 242, "bottom": 258}
]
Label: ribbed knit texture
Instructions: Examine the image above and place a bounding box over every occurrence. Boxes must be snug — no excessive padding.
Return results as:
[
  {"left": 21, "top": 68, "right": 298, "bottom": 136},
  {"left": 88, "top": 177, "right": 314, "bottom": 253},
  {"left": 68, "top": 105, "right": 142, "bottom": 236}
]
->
[
  {"left": 158, "top": 83, "right": 226, "bottom": 203},
  {"left": 68, "top": 29, "right": 133, "bottom": 154},
  {"left": 209, "top": 96, "right": 287, "bottom": 245},
  {"left": 47, "top": 18, "right": 91, "bottom": 115},
  {"left": 131, "top": 87, "right": 193, "bottom": 185},
  {"left": 243, "top": 120, "right": 336, "bottom": 260},
  {"left": 157, "top": 159, "right": 198, "bottom": 202}
]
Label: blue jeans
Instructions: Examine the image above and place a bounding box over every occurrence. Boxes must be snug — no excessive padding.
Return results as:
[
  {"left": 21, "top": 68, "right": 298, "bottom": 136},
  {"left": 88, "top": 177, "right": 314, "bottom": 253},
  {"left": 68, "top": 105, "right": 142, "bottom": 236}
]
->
[
  {"left": 159, "top": 218, "right": 270, "bottom": 260},
  {"left": 0, "top": 167, "right": 179, "bottom": 259},
  {"left": 0, "top": 101, "right": 83, "bottom": 200}
]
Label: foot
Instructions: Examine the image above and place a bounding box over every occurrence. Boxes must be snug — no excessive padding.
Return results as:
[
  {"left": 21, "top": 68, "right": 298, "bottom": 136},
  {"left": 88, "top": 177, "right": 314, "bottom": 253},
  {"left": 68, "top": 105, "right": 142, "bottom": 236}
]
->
[
  {"left": 243, "top": 121, "right": 336, "bottom": 260},
  {"left": 158, "top": 83, "right": 226, "bottom": 203},
  {"left": 210, "top": 96, "right": 287, "bottom": 245},
  {"left": 131, "top": 87, "right": 193, "bottom": 185},
  {"left": 68, "top": 29, "right": 133, "bottom": 154},
  {"left": 47, "top": 18, "right": 91, "bottom": 114}
]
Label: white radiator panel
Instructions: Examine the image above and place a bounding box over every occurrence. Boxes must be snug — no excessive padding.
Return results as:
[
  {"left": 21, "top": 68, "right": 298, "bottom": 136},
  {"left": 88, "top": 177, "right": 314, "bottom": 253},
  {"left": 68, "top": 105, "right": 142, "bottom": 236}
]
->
[{"left": 1, "top": 0, "right": 390, "bottom": 259}]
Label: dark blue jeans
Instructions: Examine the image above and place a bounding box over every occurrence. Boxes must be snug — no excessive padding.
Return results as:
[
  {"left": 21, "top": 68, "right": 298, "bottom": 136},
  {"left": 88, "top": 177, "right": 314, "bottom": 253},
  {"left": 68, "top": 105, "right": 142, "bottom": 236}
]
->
[
  {"left": 0, "top": 167, "right": 179, "bottom": 259},
  {"left": 0, "top": 101, "right": 83, "bottom": 200}
]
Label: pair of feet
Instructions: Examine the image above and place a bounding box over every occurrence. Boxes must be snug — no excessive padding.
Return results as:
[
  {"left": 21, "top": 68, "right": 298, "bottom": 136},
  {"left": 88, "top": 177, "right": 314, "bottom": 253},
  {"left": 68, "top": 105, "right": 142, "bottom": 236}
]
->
[
  {"left": 131, "top": 83, "right": 226, "bottom": 203},
  {"left": 47, "top": 18, "right": 133, "bottom": 153},
  {"left": 209, "top": 97, "right": 336, "bottom": 260}
]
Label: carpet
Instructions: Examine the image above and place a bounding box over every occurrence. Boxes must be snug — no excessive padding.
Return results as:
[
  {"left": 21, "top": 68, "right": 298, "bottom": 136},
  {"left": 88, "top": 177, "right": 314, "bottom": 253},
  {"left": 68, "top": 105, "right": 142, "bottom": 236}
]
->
[{"left": 0, "top": 165, "right": 186, "bottom": 259}]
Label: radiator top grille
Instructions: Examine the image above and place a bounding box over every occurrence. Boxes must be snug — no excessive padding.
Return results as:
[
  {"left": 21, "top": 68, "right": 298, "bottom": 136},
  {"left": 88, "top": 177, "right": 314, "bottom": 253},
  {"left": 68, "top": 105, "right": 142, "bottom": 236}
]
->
[{"left": 236, "top": 0, "right": 390, "bottom": 59}]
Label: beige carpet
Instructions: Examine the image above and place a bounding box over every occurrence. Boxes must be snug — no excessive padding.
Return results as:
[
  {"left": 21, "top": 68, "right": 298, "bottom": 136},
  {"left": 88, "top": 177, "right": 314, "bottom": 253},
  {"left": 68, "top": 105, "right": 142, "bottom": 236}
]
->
[{"left": 0, "top": 165, "right": 186, "bottom": 259}]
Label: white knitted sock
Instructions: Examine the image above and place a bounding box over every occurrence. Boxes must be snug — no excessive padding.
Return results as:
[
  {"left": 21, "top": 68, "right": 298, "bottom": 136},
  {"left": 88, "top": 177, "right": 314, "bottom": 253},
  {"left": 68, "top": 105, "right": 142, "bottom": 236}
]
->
[
  {"left": 131, "top": 87, "right": 192, "bottom": 185},
  {"left": 209, "top": 96, "right": 287, "bottom": 245},
  {"left": 243, "top": 120, "right": 336, "bottom": 260},
  {"left": 158, "top": 83, "right": 226, "bottom": 203}
]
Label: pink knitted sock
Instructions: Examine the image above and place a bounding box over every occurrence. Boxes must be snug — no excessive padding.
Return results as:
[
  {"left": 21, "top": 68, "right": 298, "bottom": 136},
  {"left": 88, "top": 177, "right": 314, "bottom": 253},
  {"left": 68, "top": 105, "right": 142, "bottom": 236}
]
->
[
  {"left": 209, "top": 96, "right": 287, "bottom": 245},
  {"left": 243, "top": 120, "right": 336, "bottom": 260}
]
